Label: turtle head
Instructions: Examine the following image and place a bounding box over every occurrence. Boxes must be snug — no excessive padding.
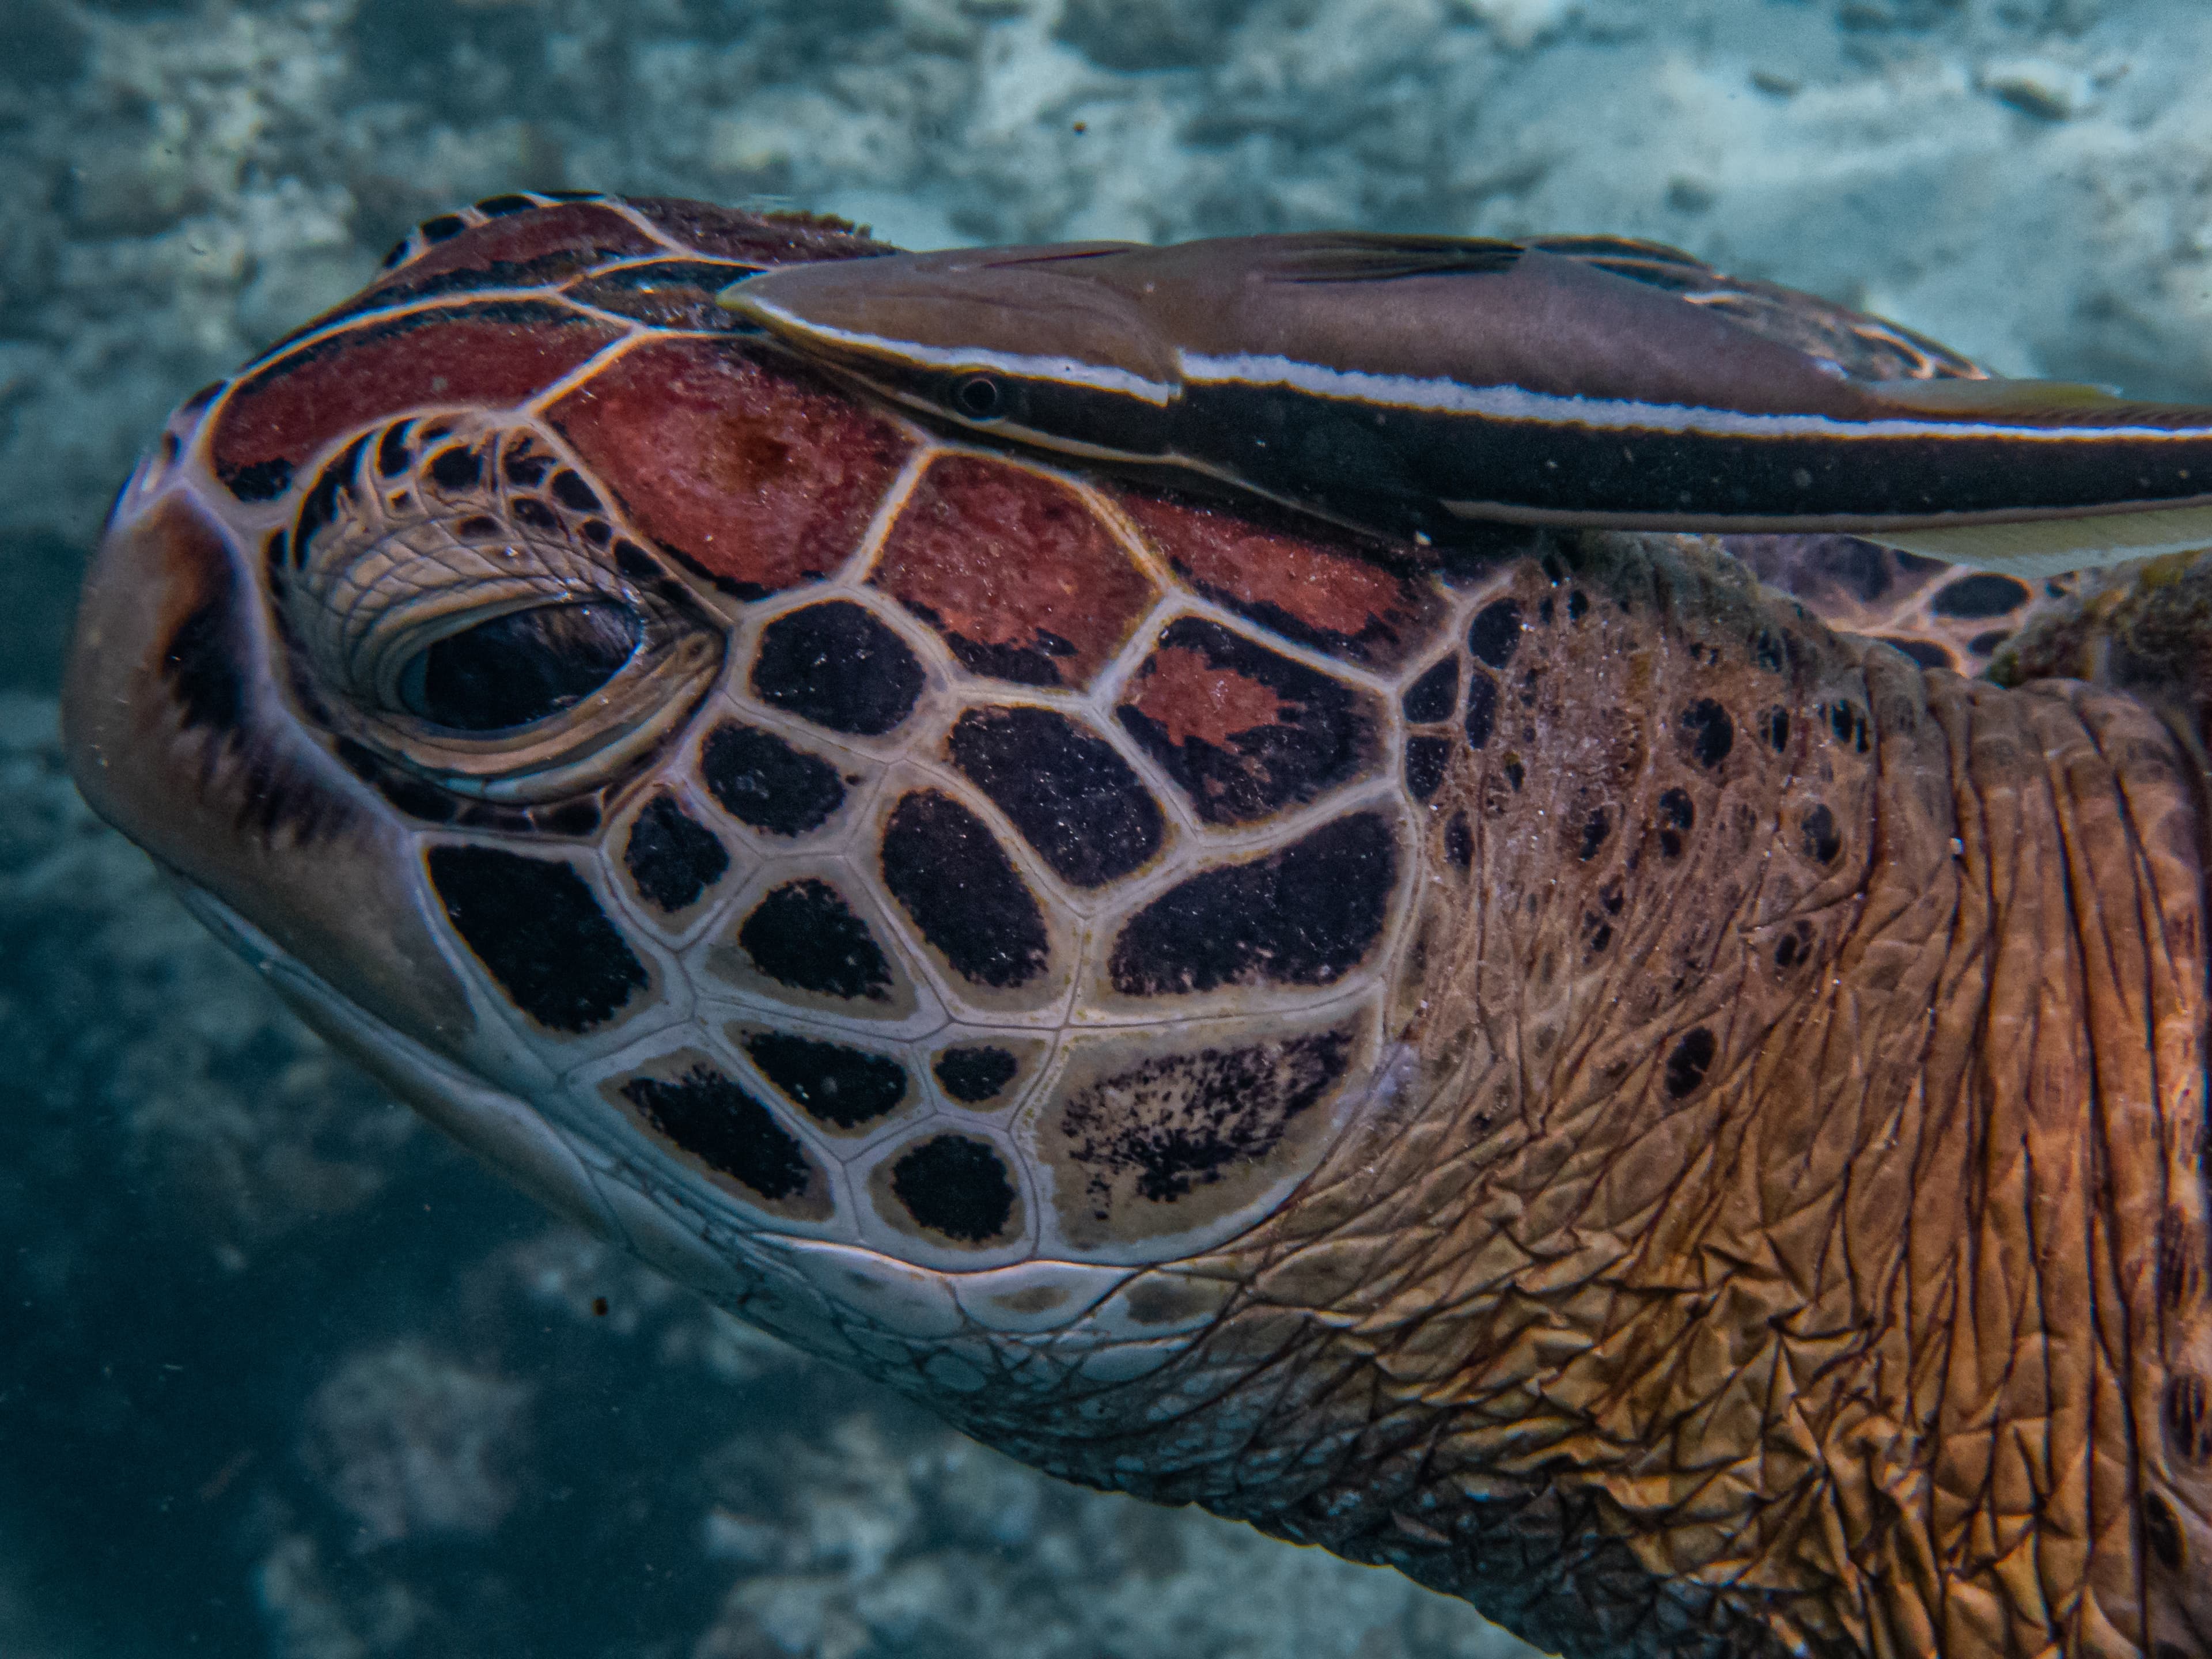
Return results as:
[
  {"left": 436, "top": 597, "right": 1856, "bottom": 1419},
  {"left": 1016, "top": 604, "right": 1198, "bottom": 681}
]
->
[
  {"left": 62, "top": 415, "right": 486, "bottom": 1057},
  {"left": 58, "top": 395, "right": 744, "bottom": 1247},
  {"left": 60, "top": 199, "right": 1450, "bottom": 1391}
]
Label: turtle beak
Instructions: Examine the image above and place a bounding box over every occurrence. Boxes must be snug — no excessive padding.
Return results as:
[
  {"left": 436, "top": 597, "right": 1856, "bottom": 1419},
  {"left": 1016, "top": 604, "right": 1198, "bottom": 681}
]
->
[{"left": 62, "top": 473, "right": 478, "bottom": 1053}]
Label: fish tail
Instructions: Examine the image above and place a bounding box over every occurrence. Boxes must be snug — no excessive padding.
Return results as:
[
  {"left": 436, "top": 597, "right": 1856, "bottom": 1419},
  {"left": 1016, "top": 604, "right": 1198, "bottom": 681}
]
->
[{"left": 1868, "top": 503, "right": 2212, "bottom": 577}]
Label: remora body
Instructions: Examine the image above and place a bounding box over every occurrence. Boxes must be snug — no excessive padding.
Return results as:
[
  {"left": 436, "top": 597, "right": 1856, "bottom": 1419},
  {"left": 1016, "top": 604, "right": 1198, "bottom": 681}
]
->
[{"left": 722, "top": 232, "right": 2212, "bottom": 575}]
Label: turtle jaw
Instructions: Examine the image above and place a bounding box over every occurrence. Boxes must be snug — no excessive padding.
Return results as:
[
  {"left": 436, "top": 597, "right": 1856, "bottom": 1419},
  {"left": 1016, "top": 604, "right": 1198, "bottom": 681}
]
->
[
  {"left": 161, "top": 874, "right": 869, "bottom": 1355},
  {"left": 61, "top": 476, "right": 480, "bottom": 1059},
  {"left": 176, "top": 874, "right": 615, "bottom": 1236}
]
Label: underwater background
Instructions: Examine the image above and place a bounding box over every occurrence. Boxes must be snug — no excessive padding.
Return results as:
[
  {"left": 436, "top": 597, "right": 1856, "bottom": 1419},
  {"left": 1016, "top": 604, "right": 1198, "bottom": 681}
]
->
[{"left": 5, "top": 0, "right": 2211, "bottom": 1653}]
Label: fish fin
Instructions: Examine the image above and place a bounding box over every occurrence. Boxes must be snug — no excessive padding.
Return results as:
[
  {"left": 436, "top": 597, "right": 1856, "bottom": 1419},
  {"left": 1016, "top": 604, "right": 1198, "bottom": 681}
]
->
[
  {"left": 1527, "top": 234, "right": 1717, "bottom": 293},
  {"left": 1696, "top": 296, "right": 1985, "bottom": 382},
  {"left": 1869, "top": 504, "right": 2212, "bottom": 577},
  {"left": 1530, "top": 236, "right": 1992, "bottom": 382},
  {"left": 974, "top": 242, "right": 1145, "bottom": 269},
  {"left": 1264, "top": 234, "right": 1525, "bottom": 285},
  {"left": 1866, "top": 376, "right": 2137, "bottom": 416}
]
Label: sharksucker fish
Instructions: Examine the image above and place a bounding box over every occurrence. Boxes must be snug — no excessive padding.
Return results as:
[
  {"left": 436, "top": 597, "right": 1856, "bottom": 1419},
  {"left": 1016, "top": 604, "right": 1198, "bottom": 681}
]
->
[{"left": 722, "top": 232, "right": 2212, "bottom": 575}]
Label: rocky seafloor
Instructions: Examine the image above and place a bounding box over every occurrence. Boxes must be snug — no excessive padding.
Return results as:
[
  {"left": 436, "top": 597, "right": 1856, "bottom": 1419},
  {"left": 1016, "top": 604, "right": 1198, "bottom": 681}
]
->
[{"left": 8, "top": 0, "right": 2212, "bottom": 1654}]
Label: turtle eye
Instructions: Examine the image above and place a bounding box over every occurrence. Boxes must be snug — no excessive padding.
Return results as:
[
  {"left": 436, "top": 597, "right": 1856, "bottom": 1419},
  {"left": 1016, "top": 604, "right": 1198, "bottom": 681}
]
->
[
  {"left": 278, "top": 419, "right": 723, "bottom": 803},
  {"left": 397, "top": 602, "right": 643, "bottom": 732},
  {"left": 952, "top": 374, "right": 1003, "bottom": 421}
]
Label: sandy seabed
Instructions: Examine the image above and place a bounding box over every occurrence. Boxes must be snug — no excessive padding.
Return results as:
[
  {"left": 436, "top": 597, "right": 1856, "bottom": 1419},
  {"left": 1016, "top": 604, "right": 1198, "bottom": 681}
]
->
[{"left": 3, "top": 0, "right": 2206, "bottom": 1653}]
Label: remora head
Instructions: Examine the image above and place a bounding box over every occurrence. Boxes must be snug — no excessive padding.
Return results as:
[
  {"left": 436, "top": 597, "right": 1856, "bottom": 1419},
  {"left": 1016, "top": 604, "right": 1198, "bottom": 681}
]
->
[{"left": 722, "top": 245, "right": 1184, "bottom": 458}]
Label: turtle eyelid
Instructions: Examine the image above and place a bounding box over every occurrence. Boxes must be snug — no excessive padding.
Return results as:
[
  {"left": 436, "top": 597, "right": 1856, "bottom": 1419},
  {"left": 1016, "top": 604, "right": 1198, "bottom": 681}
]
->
[{"left": 396, "top": 601, "right": 643, "bottom": 733}]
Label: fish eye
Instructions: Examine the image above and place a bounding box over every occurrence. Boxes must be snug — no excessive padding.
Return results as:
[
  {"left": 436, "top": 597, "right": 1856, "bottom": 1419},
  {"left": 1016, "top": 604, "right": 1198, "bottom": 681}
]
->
[
  {"left": 396, "top": 602, "right": 642, "bottom": 732},
  {"left": 952, "top": 374, "right": 1004, "bottom": 421}
]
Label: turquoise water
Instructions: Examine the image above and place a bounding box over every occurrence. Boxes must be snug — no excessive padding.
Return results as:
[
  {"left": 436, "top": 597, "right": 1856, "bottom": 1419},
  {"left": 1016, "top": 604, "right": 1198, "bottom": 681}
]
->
[{"left": 3, "top": 1, "right": 2206, "bottom": 1653}]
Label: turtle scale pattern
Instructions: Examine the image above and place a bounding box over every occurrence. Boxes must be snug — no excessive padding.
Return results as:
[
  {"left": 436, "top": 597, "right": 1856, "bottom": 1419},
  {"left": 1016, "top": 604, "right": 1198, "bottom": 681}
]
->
[{"left": 58, "top": 196, "right": 2212, "bottom": 1659}]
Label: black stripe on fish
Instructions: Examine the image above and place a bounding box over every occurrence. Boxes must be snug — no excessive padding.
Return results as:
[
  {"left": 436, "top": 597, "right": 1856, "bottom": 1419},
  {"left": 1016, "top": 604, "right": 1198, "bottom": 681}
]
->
[{"left": 1164, "top": 371, "right": 2212, "bottom": 527}]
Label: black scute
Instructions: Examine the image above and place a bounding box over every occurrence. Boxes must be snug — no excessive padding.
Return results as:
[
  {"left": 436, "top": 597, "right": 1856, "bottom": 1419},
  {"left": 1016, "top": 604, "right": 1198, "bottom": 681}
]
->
[
  {"left": 737, "top": 879, "right": 893, "bottom": 1001},
  {"left": 428, "top": 846, "right": 646, "bottom": 1031},
  {"left": 889, "top": 1135, "right": 1018, "bottom": 1243},
  {"left": 1464, "top": 669, "right": 1498, "bottom": 749},
  {"left": 701, "top": 722, "right": 846, "bottom": 836},
  {"left": 751, "top": 602, "right": 923, "bottom": 737},
  {"left": 1932, "top": 573, "right": 2033, "bottom": 619},
  {"left": 620, "top": 1067, "right": 813, "bottom": 1202},
  {"left": 1467, "top": 600, "right": 1522, "bottom": 671},
  {"left": 934, "top": 1046, "right": 1019, "bottom": 1104},
  {"left": 1404, "top": 736, "right": 1451, "bottom": 800},
  {"left": 623, "top": 794, "right": 729, "bottom": 912},
  {"left": 1109, "top": 812, "right": 1397, "bottom": 995},
  {"left": 881, "top": 791, "right": 1051, "bottom": 988},
  {"left": 948, "top": 707, "right": 1164, "bottom": 888},
  {"left": 744, "top": 1032, "right": 907, "bottom": 1130},
  {"left": 1401, "top": 657, "right": 1459, "bottom": 725}
]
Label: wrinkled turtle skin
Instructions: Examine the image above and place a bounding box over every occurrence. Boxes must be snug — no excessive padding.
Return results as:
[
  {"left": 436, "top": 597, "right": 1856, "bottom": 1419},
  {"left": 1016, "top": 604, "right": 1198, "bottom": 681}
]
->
[{"left": 59, "top": 196, "right": 2212, "bottom": 1658}]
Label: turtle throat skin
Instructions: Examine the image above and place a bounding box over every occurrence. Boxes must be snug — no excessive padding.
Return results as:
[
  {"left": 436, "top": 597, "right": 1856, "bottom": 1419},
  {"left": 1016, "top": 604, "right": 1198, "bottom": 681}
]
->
[{"left": 948, "top": 532, "right": 2212, "bottom": 1659}]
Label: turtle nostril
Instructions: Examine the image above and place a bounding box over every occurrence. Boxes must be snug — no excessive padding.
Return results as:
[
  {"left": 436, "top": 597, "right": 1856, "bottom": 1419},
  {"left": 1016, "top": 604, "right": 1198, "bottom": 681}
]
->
[
  {"left": 953, "top": 374, "right": 1003, "bottom": 420},
  {"left": 399, "top": 601, "right": 642, "bottom": 731}
]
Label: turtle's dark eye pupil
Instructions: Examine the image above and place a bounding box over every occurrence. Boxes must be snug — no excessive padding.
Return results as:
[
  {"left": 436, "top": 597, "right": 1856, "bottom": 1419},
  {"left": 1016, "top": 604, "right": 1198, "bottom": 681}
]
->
[
  {"left": 954, "top": 375, "right": 1002, "bottom": 419},
  {"left": 400, "top": 602, "right": 641, "bottom": 731}
]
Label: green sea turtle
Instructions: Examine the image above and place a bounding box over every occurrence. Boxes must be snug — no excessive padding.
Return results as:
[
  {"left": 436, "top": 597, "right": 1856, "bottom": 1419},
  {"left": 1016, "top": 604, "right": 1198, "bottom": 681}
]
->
[{"left": 58, "top": 195, "right": 2212, "bottom": 1658}]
